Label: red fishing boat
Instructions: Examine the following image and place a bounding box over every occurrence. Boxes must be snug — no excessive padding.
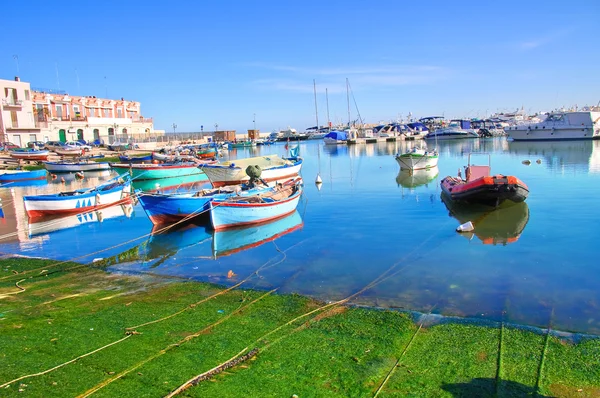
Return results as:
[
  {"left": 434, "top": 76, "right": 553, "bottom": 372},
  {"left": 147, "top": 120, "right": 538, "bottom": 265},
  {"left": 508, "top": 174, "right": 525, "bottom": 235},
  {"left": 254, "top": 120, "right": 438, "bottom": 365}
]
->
[{"left": 441, "top": 154, "right": 529, "bottom": 207}]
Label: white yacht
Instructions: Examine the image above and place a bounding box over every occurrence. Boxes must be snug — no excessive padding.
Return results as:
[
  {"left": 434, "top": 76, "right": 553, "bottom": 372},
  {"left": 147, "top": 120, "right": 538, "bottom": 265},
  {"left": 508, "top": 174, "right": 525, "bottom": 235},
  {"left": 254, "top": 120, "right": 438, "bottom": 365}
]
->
[
  {"left": 424, "top": 120, "right": 479, "bottom": 140},
  {"left": 505, "top": 110, "right": 600, "bottom": 141}
]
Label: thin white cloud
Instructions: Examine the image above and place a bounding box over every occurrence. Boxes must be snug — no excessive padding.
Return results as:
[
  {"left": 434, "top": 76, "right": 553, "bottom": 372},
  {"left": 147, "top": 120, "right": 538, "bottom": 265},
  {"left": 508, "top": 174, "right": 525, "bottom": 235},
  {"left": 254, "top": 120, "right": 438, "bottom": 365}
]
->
[
  {"left": 517, "top": 28, "right": 571, "bottom": 51},
  {"left": 247, "top": 64, "right": 450, "bottom": 93}
]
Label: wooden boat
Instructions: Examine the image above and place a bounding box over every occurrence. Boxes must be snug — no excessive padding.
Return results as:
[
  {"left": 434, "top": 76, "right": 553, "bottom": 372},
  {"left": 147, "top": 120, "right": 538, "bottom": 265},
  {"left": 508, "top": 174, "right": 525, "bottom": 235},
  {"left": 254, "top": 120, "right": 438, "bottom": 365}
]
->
[
  {"left": 441, "top": 154, "right": 529, "bottom": 207},
  {"left": 44, "top": 160, "right": 111, "bottom": 173},
  {"left": 227, "top": 141, "right": 254, "bottom": 149},
  {"left": 395, "top": 147, "right": 438, "bottom": 170},
  {"left": 132, "top": 173, "right": 212, "bottom": 193},
  {"left": 209, "top": 179, "right": 303, "bottom": 230},
  {"left": 137, "top": 178, "right": 300, "bottom": 225},
  {"left": 152, "top": 152, "right": 197, "bottom": 162},
  {"left": 28, "top": 203, "right": 134, "bottom": 237},
  {"left": 54, "top": 146, "right": 84, "bottom": 157},
  {"left": 0, "top": 169, "right": 47, "bottom": 183},
  {"left": 9, "top": 149, "right": 50, "bottom": 161},
  {"left": 23, "top": 175, "right": 133, "bottom": 218},
  {"left": 118, "top": 154, "right": 153, "bottom": 163},
  {"left": 110, "top": 162, "right": 208, "bottom": 181},
  {"left": 212, "top": 210, "right": 303, "bottom": 258},
  {"left": 441, "top": 195, "right": 530, "bottom": 245},
  {"left": 197, "top": 145, "right": 217, "bottom": 159},
  {"left": 201, "top": 154, "right": 302, "bottom": 187}
]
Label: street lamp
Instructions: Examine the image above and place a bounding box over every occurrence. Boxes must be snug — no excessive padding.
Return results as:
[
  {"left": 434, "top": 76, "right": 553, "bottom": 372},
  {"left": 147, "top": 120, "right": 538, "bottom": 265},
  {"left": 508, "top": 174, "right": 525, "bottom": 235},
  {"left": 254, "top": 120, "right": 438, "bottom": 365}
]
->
[
  {"left": 172, "top": 123, "right": 177, "bottom": 134},
  {"left": 214, "top": 123, "right": 218, "bottom": 132},
  {"left": 253, "top": 113, "right": 256, "bottom": 130}
]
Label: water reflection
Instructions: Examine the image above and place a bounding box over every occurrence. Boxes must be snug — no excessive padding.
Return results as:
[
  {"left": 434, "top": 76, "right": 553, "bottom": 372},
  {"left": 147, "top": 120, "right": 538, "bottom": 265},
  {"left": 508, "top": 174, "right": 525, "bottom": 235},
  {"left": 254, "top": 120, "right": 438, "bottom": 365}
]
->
[
  {"left": 145, "top": 210, "right": 303, "bottom": 261},
  {"left": 396, "top": 167, "right": 439, "bottom": 189},
  {"left": 28, "top": 204, "right": 134, "bottom": 237},
  {"left": 441, "top": 195, "right": 530, "bottom": 245},
  {"left": 508, "top": 140, "right": 600, "bottom": 173}
]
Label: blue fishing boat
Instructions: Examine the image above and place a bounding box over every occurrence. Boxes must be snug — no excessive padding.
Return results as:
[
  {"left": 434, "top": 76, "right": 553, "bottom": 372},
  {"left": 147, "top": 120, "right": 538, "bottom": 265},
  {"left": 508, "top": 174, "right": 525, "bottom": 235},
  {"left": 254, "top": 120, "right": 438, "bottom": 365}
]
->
[
  {"left": 137, "top": 181, "right": 283, "bottom": 225},
  {"left": 209, "top": 179, "right": 303, "bottom": 230},
  {"left": 0, "top": 169, "right": 48, "bottom": 184},
  {"left": 118, "top": 154, "right": 153, "bottom": 163}
]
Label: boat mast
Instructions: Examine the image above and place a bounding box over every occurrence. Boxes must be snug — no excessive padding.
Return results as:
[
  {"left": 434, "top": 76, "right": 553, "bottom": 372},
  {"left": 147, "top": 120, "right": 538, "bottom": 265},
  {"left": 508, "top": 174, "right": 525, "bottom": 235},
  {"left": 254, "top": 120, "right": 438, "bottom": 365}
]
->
[
  {"left": 326, "top": 88, "right": 331, "bottom": 133},
  {"left": 314, "top": 79, "right": 322, "bottom": 184},
  {"left": 346, "top": 78, "right": 351, "bottom": 129}
]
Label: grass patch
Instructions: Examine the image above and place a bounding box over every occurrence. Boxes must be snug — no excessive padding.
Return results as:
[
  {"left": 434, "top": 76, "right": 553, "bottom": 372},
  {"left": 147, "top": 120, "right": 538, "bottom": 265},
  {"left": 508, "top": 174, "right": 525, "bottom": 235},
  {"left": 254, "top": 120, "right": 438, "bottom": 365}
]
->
[{"left": 0, "top": 258, "right": 598, "bottom": 397}]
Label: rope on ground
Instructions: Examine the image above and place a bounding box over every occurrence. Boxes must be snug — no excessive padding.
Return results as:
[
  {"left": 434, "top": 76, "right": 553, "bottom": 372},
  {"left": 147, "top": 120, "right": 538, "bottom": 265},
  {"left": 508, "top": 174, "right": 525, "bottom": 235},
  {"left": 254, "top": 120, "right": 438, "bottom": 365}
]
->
[
  {"left": 0, "top": 334, "right": 132, "bottom": 389},
  {"left": 0, "top": 279, "right": 26, "bottom": 299},
  {"left": 77, "top": 289, "right": 277, "bottom": 398}
]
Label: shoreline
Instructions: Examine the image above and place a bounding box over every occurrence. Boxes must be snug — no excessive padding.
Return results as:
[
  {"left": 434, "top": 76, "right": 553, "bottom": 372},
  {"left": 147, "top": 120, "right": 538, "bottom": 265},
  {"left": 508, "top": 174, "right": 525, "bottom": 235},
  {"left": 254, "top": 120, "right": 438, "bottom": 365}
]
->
[{"left": 1, "top": 256, "right": 599, "bottom": 396}]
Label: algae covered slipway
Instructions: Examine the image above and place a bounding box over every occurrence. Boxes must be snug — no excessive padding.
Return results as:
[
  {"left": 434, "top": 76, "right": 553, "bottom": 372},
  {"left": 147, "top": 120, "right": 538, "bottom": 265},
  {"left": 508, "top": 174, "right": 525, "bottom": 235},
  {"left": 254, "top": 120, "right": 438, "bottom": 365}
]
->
[{"left": 0, "top": 257, "right": 599, "bottom": 397}]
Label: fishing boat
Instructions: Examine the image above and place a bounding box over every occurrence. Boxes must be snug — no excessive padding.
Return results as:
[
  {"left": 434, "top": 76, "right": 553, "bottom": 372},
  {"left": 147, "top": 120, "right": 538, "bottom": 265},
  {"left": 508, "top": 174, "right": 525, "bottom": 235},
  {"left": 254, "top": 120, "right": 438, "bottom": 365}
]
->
[
  {"left": 209, "top": 179, "right": 303, "bottom": 230},
  {"left": 132, "top": 173, "right": 212, "bottom": 193},
  {"left": 505, "top": 110, "right": 600, "bottom": 141},
  {"left": 323, "top": 130, "right": 348, "bottom": 145},
  {"left": 0, "top": 169, "right": 47, "bottom": 183},
  {"left": 54, "top": 146, "right": 84, "bottom": 156},
  {"left": 138, "top": 177, "right": 300, "bottom": 225},
  {"left": 28, "top": 203, "right": 134, "bottom": 237},
  {"left": 395, "top": 147, "right": 439, "bottom": 170},
  {"left": 201, "top": 154, "right": 302, "bottom": 187},
  {"left": 212, "top": 210, "right": 303, "bottom": 258},
  {"left": 441, "top": 154, "right": 529, "bottom": 207},
  {"left": 197, "top": 144, "right": 218, "bottom": 158},
  {"left": 228, "top": 141, "right": 253, "bottom": 149},
  {"left": 152, "top": 151, "right": 197, "bottom": 162},
  {"left": 23, "top": 175, "right": 134, "bottom": 218},
  {"left": 110, "top": 162, "right": 208, "bottom": 181},
  {"left": 44, "top": 160, "right": 111, "bottom": 173},
  {"left": 441, "top": 195, "right": 530, "bottom": 245},
  {"left": 9, "top": 148, "right": 50, "bottom": 161},
  {"left": 118, "top": 154, "right": 153, "bottom": 163}
]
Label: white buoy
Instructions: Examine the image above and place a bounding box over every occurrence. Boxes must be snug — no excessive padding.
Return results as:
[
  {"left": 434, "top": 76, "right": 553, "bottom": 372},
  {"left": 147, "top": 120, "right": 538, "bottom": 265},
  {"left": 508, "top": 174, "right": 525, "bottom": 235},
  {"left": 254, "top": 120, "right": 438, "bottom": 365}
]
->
[
  {"left": 315, "top": 174, "right": 322, "bottom": 184},
  {"left": 315, "top": 181, "right": 323, "bottom": 191},
  {"left": 456, "top": 221, "right": 475, "bottom": 233}
]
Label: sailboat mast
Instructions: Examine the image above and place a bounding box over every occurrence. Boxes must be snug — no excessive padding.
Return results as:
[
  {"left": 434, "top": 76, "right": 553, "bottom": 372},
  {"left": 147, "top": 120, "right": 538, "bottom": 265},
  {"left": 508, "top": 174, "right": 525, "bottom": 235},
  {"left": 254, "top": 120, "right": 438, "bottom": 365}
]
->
[
  {"left": 326, "top": 88, "right": 331, "bottom": 132},
  {"left": 346, "top": 78, "right": 351, "bottom": 128},
  {"left": 313, "top": 79, "right": 319, "bottom": 132}
]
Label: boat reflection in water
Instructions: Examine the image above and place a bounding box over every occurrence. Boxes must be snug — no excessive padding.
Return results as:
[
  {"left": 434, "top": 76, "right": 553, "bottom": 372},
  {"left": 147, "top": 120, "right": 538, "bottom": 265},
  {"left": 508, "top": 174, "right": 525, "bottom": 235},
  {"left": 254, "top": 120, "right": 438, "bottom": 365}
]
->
[
  {"left": 28, "top": 204, "right": 134, "bottom": 237},
  {"left": 146, "top": 210, "right": 304, "bottom": 260},
  {"left": 441, "top": 195, "right": 530, "bottom": 245},
  {"left": 212, "top": 210, "right": 303, "bottom": 258},
  {"left": 395, "top": 166, "right": 439, "bottom": 189}
]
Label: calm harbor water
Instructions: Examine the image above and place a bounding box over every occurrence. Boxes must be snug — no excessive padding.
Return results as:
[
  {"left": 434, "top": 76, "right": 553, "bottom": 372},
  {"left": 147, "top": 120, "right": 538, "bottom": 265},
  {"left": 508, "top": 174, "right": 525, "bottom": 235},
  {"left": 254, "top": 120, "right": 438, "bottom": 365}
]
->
[{"left": 1, "top": 138, "right": 600, "bottom": 335}]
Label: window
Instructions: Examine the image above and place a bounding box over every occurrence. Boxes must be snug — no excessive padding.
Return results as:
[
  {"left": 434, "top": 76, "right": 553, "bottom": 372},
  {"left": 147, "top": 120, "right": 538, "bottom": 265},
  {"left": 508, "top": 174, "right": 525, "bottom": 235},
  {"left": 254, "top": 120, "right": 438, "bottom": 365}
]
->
[
  {"left": 117, "top": 108, "right": 123, "bottom": 118},
  {"left": 25, "top": 90, "right": 30, "bottom": 100},
  {"left": 73, "top": 105, "right": 80, "bottom": 118},
  {"left": 36, "top": 104, "right": 44, "bottom": 121},
  {"left": 10, "top": 111, "right": 18, "bottom": 127},
  {"left": 56, "top": 105, "right": 63, "bottom": 118},
  {"left": 29, "top": 134, "right": 37, "bottom": 142},
  {"left": 88, "top": 108, "right": 94, "bottom": 117},
  {"left": 13, "top": 135, "right": 21, "bottom": 147},
  {"left": 108, "top": 128, "right": 114, "bottom": 136},
  {"left": 104, "top": 109, "right": 110, "bottom": 117}
]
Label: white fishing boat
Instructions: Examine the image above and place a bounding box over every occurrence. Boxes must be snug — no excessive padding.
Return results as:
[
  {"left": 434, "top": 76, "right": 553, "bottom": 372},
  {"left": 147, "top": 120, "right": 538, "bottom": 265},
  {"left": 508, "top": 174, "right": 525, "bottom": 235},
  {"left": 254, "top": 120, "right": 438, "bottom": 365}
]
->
[
  {"left": 44, "top": 160, "right": 111, "bottom": 173},
  {"left": 395, "top": 147, "right": 439, "bottom": 170},
  {"left": 505, "top": 110, "right": 600, "bottom": 141},
  {"left": 201, "top": 154, "right": 302, "bottom": 187},
  {"left": 209, "top": 180, "right": 303, "bottom": 230},
  {"left": 23, "top": 175, "right": 133, "bottom": 218},
  {"left": 54, "top": 145, "right": 84, "bottom": 156}
]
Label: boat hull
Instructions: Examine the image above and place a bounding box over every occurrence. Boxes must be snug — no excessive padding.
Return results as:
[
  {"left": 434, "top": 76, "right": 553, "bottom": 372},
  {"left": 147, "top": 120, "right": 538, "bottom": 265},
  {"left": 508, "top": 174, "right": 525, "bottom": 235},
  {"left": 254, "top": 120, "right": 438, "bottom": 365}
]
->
[
  {"left": 23, "top": 181, "right": 133, "bottom": 218},
  {"left": 9, "top": 150, "right": 50, "bottom": 161},
  {"left": 395, "top": 154, "right": 438, "bottom": 170},
  {"left": 0, "top": 169, "right": 47, "bottom": 182},
  {"left": 505, "top": 126, "right": 600, "bottom": 141},
  {"left": 54, "top": 148, "right": 84, "bottom": 156},
  {"left": 110, "top": 163, "right": 207, "bottom": 180},
  {"left": 210, "top": 186, "right": 302, "bottom": 231},
  {"left": 201, "top": 157, "right": 302, "bottom": 187},
  {"left": 118, "top": 155, "right": 153, "bottom": 163},
  {"left": 44, "top": 162, "right": 111, "bottom": 173},
  {"left": 441, "top": 175, "right": 528, "bottom": 207}
]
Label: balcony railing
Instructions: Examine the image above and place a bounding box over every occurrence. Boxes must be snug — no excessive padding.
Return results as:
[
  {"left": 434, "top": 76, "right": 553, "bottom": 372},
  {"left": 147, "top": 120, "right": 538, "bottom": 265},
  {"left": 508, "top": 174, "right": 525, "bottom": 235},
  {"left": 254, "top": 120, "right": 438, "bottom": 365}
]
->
[{"left": 2, "top": 98, "right": 23, "bottom": 107}]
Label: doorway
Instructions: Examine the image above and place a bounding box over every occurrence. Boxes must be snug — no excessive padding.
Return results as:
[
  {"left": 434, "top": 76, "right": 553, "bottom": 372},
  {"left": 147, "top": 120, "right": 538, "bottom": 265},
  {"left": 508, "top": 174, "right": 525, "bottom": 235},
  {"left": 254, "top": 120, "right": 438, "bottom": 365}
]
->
[{"left": 59, "top": 129, "right": 66, "bottom": 142}]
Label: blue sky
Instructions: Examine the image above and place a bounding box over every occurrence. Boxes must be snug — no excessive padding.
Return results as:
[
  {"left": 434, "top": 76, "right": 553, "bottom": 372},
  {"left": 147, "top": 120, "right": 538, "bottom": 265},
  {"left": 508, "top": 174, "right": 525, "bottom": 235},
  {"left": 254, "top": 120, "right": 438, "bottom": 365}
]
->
[{"left": 2, "top": 0, "right": 598, "bottom": 133}]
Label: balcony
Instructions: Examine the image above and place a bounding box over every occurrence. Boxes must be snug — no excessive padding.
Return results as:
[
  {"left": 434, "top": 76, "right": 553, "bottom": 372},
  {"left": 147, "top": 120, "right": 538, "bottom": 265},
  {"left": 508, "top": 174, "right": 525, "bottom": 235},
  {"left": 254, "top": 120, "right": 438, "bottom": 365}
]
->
[{"left": 2, "top": 98, "right": 23, "bottom": 107}]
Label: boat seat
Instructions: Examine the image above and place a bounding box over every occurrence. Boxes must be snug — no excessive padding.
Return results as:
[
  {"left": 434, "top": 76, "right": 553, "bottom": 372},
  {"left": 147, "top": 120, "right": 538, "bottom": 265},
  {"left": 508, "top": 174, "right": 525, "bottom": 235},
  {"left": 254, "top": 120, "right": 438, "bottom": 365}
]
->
[{"left": 466, "top": 165, "right": 490, "bottom": 182}]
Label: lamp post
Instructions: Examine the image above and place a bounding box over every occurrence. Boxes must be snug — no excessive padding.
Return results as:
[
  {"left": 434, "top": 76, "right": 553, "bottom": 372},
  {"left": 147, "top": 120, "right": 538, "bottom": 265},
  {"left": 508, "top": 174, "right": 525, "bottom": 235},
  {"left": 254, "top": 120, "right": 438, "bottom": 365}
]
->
[
  {"left": 253, "top": 113, "right": 256, "bottom": 130},
  {"left": 214, "top": 123, "right": 218, "bottom": 132},
  {"left": 172, "top": 123, "right": 177, "bottom": 134}
]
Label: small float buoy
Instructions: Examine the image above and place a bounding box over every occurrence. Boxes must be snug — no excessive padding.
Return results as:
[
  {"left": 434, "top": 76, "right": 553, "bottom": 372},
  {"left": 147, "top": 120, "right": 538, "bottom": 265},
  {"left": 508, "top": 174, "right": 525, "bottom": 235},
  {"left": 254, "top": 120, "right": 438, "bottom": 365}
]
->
[
  {"left": 60, "top": 177, "right": 65, "bottom": 183},
  {"left": 536, "top": 159, "right": 542, "bottom": 164},
  {"left": 75, "top": 171, "right": 84, "bottom": 179},
  {"left": 315, "top": 174, "right": 322, "bottom": 184},
  {"left": 456, "top": 221, "right": 475, "bottom": 233},
  {"left": 522, "top": 160, "right": 531, "bottom": 165},
  {"left": 51, "top": 174, "right": 57, "bottom": 180},
  {"left": 315, "top": 181, "right": 322, "bottom": 191},
  {"left": 227, "top": 270, "right": 236, "bottom": 278}
]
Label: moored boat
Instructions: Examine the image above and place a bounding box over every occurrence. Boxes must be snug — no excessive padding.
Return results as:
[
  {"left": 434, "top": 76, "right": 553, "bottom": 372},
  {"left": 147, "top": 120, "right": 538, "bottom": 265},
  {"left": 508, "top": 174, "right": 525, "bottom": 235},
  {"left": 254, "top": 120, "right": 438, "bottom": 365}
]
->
[
  {"left": 323, "top": 131, "right": 348, "bottom": 145},
  {"left": 118, "top": 154, "right": 153, "bottom": 163},
  {"left": 110, "top": 162, "right": 208, "bottom": 181},
  {"left": 440, "top": 154, "right": 529, "bottom": 207},
  {"left": 23, "top": 175, "right": 134, "bottom": 218},
  {"left": 54, "top": 146, "right": 84, "bottom": 157},
  {"left": 9, "top": 149, "right": 50, "bottom": 161},
  {"left": 200, "top": 154, "right": 302, "bottom": 187},
  {"left": 0, "top": 169, "right": 48, "bottom": 183},
  {"left": 44, "top": 160, "right": 111, "bottom": 173},
  {"left": 505, "top": 110, "right": 600, "bottom": 141},
  {"left": 209, "top": 179, "right": 303, "bottom": 230},
  {"left": 395, "top": 147, "right": 438, "bottom": 170}
]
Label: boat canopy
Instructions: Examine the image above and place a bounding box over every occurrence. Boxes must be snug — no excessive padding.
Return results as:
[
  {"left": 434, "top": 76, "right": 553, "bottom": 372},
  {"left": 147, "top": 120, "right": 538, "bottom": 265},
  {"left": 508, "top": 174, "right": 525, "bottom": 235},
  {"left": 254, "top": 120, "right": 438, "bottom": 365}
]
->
[
  {"left": 407, "top": 122, "right": 428, "bottom": 131},
  {"left": 324, "top": 131, "right": 348, "bottom": 141}
]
